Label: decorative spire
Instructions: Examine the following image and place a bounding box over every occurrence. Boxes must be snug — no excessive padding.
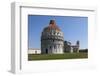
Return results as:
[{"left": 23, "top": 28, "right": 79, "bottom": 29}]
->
[
  {"left": 48, "top": 20, "right": 61, "bottom": 31},
  {"left": 49, "top": 20, "right": 56, "bottom": 25},
  {"left": 43, "top": 20, "right": 61, "bottom": 31}
]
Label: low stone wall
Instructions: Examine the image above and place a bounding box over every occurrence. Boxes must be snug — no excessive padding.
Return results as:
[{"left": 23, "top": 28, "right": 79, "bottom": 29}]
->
[{"left": 28, "top": 49, "right": 41, "bottom": 54}]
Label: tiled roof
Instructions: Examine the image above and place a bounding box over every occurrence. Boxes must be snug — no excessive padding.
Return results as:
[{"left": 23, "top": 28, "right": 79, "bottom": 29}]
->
[{"left": 44, "top": 20, "right": 61, "bottom": 31}]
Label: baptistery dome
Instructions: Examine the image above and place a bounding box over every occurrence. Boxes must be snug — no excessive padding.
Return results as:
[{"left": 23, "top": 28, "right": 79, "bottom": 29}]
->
[
  {"left": 43, "top": 20, "right": 61, "bottom": 31},
  {"left": 41, "top": 20, "right": 64, "bottom": 54}
]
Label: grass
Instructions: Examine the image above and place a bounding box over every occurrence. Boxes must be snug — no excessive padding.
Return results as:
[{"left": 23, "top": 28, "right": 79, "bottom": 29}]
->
[{"left": 28, "top": 53, "right": 88, "bottom": 61}]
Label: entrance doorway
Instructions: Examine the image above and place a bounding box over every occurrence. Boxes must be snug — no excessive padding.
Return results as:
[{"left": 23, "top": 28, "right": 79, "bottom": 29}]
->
[{"left": 46, "top": 48, "right": 48, "bottom": 54}]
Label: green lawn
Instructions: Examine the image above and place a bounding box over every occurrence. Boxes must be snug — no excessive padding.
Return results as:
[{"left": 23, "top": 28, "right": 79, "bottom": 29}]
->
[{"left": 28, "top": 53, "right": 88, "bottom": 61}]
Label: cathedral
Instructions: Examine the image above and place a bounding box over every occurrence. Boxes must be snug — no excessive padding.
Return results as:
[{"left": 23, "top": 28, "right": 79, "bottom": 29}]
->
[{"left": 41, "top": 20, "right": 79, "bottom": 54}]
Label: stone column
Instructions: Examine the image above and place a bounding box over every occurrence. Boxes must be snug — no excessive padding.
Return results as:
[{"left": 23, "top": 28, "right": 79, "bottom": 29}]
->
[
  {"left": 60, "top": 44, "right": 63, "bottom": 54},
  {"left": 70, "top": 47, "right": 73, "bottom": 53},
  {"left": 59, "top": 44, "right": 61, "bottom": 53},
  {"left": 61, "top": 45, "right": 63, "bottom": 54},
  {"left": 55, "top": 45, "right": 57, "bottom": 53},
  {"left": 52, "top": 45, "right": 54, "bottom": 54},
  {"left": 58, "top": 44, "right": 60, "bottom": 53},
  {"left": 56, "top": 44, "right": 59, "bottom": 53},
  {"left": 77, "top": 46, "right": 79, "bottom": 53}
]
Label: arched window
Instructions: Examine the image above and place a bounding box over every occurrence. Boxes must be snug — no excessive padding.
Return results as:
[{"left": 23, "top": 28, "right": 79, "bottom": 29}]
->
[
  {"left": 50, "top": 32, "right": 52, "bottom": 35},
  {"left": 58, "top": 45, "right": 59, "bottom": 48},
  {"left": 45, "top": 49, "right": 48, "bottom": 54},
  {"left": 54, "top": 45, "right": 56, "bottom": 49},
  {"left": 50, "top": 46, "right": 52, "bottom": 49}
]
